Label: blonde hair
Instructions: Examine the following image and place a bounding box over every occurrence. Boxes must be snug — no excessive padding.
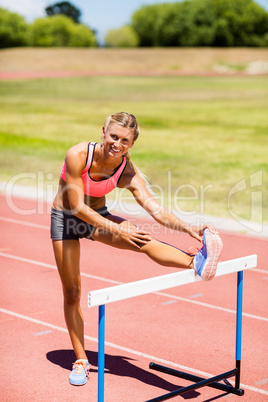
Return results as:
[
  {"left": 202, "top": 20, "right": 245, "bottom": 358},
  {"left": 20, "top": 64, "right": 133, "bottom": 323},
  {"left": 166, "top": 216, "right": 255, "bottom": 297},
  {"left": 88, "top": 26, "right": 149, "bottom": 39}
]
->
[
  {"left": 103, "top": 112, "right": 153, "bottom": 194},
  {"left": 104, "top": 112, "right": 139, "bottom": 140}
]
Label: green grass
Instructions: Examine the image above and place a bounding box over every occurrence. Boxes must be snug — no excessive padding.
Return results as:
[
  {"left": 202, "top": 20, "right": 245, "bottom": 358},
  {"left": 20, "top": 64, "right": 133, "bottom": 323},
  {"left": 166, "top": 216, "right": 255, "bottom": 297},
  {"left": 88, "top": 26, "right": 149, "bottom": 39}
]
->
[{"left": 0, "top": 75, "right": 267, "bottom": 223}]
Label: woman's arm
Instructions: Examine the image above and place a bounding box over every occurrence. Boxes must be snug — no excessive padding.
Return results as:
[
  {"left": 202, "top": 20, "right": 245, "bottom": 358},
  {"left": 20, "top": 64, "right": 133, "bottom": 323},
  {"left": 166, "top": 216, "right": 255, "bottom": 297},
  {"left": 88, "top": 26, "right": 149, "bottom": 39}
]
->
[{"left": 124, "top": 171, "right": 216, "bottom": 243}]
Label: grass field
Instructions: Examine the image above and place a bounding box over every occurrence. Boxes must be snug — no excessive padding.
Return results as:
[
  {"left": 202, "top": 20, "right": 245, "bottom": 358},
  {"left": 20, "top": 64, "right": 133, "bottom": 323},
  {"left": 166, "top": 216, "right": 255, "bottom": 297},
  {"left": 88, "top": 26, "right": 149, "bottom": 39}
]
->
[{"left": 0, "top": 49, "right": 267, "bottom": 224}]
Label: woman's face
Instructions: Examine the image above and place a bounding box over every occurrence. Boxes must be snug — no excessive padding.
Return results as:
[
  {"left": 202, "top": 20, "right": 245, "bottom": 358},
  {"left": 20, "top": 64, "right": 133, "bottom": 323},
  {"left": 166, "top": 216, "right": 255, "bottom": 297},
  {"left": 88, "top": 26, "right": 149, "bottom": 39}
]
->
[{"left": 102, "top": 123, "right": 135, "bottom": 158}]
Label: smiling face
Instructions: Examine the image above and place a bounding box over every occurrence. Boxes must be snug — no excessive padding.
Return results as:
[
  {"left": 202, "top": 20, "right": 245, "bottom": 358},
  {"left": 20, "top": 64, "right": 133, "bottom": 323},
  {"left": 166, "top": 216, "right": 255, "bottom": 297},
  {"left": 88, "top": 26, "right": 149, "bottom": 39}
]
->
[{"left": 101, "top": 123, "right": 135, "bottom": 158}]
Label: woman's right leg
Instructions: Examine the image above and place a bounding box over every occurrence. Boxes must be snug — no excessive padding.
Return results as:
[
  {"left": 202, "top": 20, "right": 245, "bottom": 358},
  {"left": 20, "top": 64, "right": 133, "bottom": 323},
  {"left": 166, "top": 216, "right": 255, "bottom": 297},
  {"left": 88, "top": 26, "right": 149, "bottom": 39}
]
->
[
  {"left": 52, "top": 239, "right": 87, "bottom": 361},
  {"left": 92, "top": 217, "right": 194, "bottom": 269}
]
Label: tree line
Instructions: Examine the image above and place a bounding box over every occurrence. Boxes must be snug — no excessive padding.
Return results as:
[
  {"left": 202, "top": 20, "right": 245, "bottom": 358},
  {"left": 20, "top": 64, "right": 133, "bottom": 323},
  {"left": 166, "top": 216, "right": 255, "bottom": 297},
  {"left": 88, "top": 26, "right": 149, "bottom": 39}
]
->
[
  {"left": 130, "top": 0, "right": 268, "bottom": 47},
  {"left": 1, "top": 0, "right": 268, "bottom": 48},
  {"left": 0, "top": 2, "right": 97, "bottom": 48}
]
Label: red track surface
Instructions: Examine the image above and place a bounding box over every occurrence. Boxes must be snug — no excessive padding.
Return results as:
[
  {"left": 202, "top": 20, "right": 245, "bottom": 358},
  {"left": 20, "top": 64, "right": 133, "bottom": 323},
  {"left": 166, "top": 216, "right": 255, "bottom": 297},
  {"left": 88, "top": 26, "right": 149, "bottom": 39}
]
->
[
  {"left": 1, "top": 194, "right": 268, "bottom": 401},
  {"left": 0, "top": 71, "right": 251, "bottom": 80}
]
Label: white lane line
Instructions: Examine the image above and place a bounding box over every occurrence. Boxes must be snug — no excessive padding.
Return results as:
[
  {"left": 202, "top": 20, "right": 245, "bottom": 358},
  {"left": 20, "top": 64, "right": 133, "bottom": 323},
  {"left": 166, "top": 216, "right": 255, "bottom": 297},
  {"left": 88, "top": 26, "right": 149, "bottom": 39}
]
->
[
  {"left": 0, "top": 307, "right": 267, "bottom": 397},
  {"left": 251, "top": 268, "right": 268, "bottom": 274},
  {"left": 255, "top": 378, "right": 268, "bottom": 386},
  {"left": 1, "top": 252, "right": 267, "bottom": 322},
  {"left": 189, "top": 293, "right": 204, "bottom": 299},
  {"left": 1, "top": 216, "right": 267, "bottom": 275},
  {"left": 0, "top": 216, "right": 49, "bottom": 229},
  {"left": 33, "top": 330, "right": 53, "bottom": 336},
  {"left": 0, "top": 252, "right": 122, "bottom": 285},
  {"left": 155, "top": 290, "right": 268, "bottom": 322}
]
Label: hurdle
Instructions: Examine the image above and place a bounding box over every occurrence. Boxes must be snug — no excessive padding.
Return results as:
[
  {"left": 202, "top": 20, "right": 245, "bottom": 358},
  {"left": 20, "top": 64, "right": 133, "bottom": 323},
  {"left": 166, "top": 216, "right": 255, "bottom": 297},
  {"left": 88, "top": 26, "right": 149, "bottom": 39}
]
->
[{"left": 88, "top": 254, "right": 257, "bottom": 401}]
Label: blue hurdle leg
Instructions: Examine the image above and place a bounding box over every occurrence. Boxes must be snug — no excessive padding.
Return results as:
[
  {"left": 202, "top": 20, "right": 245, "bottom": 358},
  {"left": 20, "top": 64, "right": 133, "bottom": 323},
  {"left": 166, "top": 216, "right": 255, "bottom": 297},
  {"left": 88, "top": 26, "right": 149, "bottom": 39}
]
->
[
  {"left": 98, "top": 304, "right": 105, "bottom": 402},
  {"left": 235, "top": 270, "right": 243, "bottom": 389}
]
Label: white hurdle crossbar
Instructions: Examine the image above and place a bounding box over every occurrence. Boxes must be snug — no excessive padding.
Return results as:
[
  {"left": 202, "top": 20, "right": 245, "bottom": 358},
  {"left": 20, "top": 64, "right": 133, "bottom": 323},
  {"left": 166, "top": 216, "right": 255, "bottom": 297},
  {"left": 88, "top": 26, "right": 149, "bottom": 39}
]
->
[{"left": 88, "top": 255, "right": 257, "bottom": 401}]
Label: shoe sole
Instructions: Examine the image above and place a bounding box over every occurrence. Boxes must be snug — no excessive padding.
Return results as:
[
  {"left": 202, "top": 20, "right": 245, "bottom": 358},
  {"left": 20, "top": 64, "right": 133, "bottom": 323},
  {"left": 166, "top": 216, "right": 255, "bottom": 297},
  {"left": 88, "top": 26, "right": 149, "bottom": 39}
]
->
[
  {"left": 201, "top": 230, "right": 223, "bottom": 281},
  {"left": 69, "top": 369, "right": 90, "bottom": 386},
  {"left": 69, "top": 377, "right": 88, "bottom": 386}
]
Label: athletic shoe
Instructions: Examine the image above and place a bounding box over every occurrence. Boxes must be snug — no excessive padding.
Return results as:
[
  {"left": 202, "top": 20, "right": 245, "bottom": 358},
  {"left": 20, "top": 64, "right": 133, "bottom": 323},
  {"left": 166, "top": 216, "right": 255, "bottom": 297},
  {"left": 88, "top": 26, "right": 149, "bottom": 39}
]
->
[
  {"left": 69, "top": 360, "right": 90, "bottom": 386},
  {"left": 193, "top": 229, "right": 223, "bottom": 281}
]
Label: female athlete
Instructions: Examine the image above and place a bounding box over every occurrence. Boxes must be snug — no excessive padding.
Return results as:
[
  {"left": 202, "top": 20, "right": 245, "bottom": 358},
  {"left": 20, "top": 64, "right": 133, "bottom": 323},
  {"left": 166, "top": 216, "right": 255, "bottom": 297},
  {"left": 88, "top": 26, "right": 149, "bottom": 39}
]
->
[{"left": 51, "top": 112, "right": 223, "bottom": 385}]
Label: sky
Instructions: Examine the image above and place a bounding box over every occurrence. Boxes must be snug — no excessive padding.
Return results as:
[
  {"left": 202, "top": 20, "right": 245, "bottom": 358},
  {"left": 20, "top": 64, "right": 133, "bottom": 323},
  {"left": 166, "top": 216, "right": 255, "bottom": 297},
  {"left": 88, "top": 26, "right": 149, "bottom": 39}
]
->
[{"left": 1, "top": 0, "right": 268, "bottom": 43}]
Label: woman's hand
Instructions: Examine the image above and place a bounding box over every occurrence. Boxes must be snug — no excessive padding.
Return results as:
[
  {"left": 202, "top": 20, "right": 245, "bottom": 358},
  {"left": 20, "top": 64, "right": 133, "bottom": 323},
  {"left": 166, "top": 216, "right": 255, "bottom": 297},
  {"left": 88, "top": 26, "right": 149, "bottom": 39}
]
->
[
  {"left": 187, "top": 224, "right": 219, "bottom": 243},
  {"left": 114, "top": 221, "right": 151, "bottom": 248}
]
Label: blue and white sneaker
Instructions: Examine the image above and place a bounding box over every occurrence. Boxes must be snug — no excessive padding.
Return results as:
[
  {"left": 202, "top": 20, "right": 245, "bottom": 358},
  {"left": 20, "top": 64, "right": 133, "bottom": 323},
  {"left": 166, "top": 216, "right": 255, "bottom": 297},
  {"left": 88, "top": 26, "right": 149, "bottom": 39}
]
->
[
  {"left": 193, "top": 229, "right": 223, "bottom": 281},
  {"left": 69, "top": 360, "right": 90, "bottom": 386}
]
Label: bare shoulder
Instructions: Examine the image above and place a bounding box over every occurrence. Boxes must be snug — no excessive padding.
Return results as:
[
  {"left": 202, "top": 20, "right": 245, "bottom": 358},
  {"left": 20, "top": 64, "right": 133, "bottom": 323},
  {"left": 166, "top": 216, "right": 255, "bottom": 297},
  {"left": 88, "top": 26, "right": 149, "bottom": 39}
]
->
[
  {"left": 65, "top": 141, "right": 89, "bottom": 173},
  {"left": 66, "top": 141, "right": 88, "bottom": 158}
]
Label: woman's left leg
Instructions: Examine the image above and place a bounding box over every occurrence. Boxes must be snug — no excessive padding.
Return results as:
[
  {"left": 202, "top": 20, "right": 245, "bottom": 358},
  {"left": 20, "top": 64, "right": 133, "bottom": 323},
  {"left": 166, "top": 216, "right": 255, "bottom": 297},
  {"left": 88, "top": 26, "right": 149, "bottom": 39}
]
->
[
  {"left": 52, "top": 239, "right": 87, "bottom": 360},
  {"left": 91, "top": 216, "right": 194, "bottom": 269}
]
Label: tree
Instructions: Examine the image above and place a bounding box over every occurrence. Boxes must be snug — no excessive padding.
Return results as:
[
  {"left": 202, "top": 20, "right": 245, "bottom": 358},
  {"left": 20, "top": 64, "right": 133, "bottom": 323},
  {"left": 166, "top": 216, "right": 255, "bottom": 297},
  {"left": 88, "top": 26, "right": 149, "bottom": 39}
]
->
[
  {"left": 69, "top": 24, "right": 97, "bottom": 47},
  {"left": 0, "top": 8, "right": 29, "bottom": 48},
  {"left": 105, "top": 26, "right": 139, "bottom": 48},
  {"left": 29, "top": 15, "right": 97, "bottom": 47},
  {"left": 29, "top": 15, "right": 72, "bottom": 46},
  {"left": 131, "top": 4, "right": 164, "bottom": 47},
  {"left": 131, "top": 0, "right": 268, "bottom": 47},
  {"left": 45, "top": 1, "right": 81, "bottom": 23}
]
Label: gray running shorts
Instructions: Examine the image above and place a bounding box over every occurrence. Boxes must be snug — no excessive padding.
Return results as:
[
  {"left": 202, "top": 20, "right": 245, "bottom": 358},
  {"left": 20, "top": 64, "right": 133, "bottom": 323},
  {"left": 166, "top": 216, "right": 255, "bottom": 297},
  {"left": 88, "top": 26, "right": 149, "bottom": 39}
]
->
[{"left": 50, "top": 207, "right": 110, "bottom": 241}]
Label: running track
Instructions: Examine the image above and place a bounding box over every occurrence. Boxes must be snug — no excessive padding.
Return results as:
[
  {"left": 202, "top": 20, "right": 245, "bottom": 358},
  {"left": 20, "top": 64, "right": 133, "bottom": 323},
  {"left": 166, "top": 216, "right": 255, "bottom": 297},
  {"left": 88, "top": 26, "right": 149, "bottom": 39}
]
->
[{"left": 1, "top": 194, "right": 268, "bottom": 401}]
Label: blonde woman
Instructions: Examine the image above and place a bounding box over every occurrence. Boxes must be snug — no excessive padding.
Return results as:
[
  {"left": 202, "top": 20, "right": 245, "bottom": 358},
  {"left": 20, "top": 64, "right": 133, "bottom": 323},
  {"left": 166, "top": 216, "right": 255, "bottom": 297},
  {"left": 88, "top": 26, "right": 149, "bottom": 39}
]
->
[{"left": 51, "top": 112, "right": 223, "bottom": 385}]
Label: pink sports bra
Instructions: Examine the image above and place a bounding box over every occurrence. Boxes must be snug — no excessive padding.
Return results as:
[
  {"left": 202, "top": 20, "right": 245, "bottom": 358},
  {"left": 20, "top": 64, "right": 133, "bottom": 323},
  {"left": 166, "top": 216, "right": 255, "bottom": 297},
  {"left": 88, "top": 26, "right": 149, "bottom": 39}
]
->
[{"left": 61, "top": 142, "right": 127, "bottom": 197}]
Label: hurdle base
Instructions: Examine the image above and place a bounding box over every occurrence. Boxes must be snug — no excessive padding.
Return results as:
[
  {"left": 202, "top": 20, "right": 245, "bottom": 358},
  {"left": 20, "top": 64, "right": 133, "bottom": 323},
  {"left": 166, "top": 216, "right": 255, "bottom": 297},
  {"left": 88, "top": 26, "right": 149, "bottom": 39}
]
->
[{"left": 147, "top": 362, "right": 244, "bottom": 402}]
